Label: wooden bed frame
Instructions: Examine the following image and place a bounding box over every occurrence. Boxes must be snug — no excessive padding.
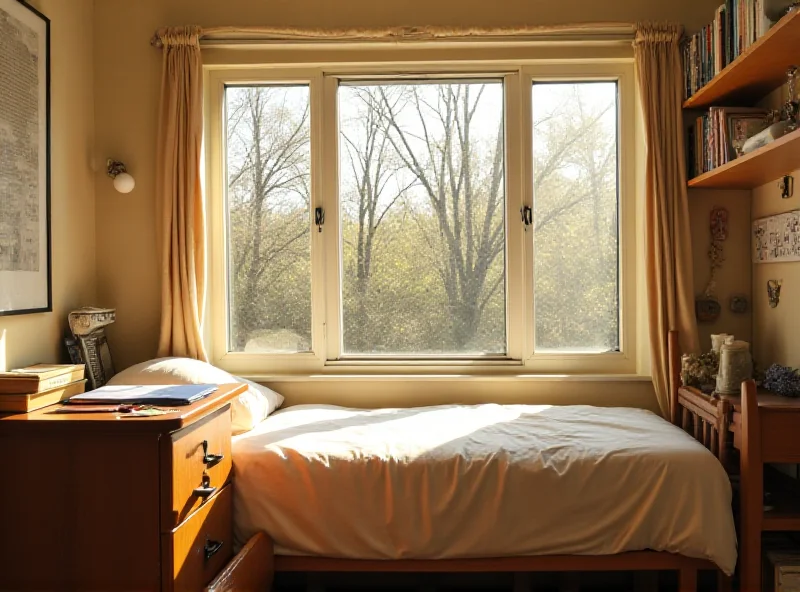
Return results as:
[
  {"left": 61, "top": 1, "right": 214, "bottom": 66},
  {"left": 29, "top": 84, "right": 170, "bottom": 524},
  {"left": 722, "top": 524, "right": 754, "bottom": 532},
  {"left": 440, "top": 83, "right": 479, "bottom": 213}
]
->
[{"left": 257, "top": 331, "right": 733, "bottom": 592}]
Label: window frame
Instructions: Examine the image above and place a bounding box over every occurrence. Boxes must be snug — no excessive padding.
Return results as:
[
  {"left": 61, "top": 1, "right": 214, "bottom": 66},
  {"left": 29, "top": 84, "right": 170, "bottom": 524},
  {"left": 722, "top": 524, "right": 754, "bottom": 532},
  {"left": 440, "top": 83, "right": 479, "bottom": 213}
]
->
[{"left": 204, "top": 57, "right": 637, "bottom": 377}]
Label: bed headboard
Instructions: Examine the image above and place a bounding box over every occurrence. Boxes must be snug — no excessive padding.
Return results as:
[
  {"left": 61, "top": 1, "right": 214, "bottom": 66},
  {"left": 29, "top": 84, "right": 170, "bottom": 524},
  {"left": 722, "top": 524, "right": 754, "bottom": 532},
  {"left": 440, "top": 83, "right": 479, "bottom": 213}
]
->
[{"left": 668, "top": 331, "right": 732, "bottom": 469}]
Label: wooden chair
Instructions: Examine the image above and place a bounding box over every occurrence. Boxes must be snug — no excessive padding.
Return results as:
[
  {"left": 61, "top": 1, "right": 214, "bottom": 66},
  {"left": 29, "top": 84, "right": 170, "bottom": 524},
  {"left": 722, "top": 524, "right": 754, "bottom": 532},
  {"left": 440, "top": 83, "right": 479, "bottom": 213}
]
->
[
  {"left": 668, "top": 331, "right": 733, "bottom": 471},
  {"left": 668, "top": 331, "right": 734, "bottom": 592}
]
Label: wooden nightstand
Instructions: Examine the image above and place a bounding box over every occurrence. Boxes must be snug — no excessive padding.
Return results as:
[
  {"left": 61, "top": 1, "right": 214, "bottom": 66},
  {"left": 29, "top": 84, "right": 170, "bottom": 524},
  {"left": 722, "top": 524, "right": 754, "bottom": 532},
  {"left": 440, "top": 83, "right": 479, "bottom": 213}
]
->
[{"left": 0, "top": 383, "right": 247, "bottom": 591}]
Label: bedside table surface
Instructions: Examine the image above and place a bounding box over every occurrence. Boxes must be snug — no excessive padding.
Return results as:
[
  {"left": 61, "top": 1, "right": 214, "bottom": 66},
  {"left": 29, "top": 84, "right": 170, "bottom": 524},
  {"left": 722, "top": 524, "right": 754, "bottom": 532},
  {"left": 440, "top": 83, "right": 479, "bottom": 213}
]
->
[{"left": 0, "top": 383, "right": 247, "bottom": 433}]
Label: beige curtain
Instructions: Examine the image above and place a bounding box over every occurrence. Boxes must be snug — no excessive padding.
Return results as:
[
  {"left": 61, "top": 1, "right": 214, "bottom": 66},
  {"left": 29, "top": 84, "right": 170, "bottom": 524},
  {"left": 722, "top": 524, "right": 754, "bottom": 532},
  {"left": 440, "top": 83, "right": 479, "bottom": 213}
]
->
[
  {"left": 155, "top": 27, "right": 208, "bottom": 361},
  {"left": 634, "top": 23, "right": 700, "bottom": 420}
]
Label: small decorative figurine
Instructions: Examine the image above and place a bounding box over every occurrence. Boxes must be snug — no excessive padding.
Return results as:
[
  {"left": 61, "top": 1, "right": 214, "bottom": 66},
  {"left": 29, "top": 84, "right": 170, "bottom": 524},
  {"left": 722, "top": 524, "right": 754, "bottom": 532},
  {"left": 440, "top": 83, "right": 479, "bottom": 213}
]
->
[
  {"left": 767, "top": 280, "right": 783, "bottom": 308},
  {"left": 67, "top": 307, "right": 117, "bottom": 389}
]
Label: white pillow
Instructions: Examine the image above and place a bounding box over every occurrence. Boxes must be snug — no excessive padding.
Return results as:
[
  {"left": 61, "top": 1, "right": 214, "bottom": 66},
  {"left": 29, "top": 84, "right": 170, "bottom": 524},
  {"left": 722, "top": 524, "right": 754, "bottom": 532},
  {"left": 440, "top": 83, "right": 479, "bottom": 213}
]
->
[{"left": 107, "top": 357, "right": 284, "bottom": 434}]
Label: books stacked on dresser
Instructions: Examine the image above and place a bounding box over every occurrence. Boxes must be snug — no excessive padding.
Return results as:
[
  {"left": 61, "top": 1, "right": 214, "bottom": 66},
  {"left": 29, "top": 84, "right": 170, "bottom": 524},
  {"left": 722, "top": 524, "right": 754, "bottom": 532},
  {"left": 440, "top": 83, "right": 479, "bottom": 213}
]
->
[
  {"left": 0, "top": 364, "right": 86, "bottom": 413},
  {"left": 688, "top": 106, "right": 768, "bottom": 177},
  {"left": 682, "top": 0, "right": 773, "bottom": 99}
]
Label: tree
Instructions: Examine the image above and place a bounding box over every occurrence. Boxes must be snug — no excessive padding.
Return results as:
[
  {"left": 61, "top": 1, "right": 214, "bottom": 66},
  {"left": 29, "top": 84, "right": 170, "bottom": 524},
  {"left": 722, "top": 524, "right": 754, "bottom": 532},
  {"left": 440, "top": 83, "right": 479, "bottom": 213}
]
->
[
  {"left": 224, "top": 80, "right": 620, "bottom": 356},
  {"left": 531, "top": 83, "right": 619, "bottom": 351},
  {"left": 339, "top": 87, "right": 416, "bottom": 352},
  {"left": 226, "top": 87, "right": 311, "bottom": 351},
  {"left": 376, "top": 83, "right": 506, "bottom": 351}
]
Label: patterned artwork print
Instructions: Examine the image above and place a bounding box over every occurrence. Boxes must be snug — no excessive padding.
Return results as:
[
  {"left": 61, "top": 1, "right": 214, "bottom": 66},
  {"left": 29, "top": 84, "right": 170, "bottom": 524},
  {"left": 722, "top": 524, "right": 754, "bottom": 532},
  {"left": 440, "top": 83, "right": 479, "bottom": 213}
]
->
[
  {"left": 0, "top": 7, "right": 40, "bottom": 272},
  {"left": 752, "top": 210, "right": 800, "bottom": 264}
]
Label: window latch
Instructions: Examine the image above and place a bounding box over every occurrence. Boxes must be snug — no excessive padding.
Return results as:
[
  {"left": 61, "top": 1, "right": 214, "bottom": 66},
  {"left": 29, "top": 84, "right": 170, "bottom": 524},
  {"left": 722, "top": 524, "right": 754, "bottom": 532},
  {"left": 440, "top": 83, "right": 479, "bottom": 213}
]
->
[
  {"left": 315, "top": 207, "right": 325, "bottom": 232},
  {"left": 520, "top": 206, "right": 532, "bottom": 230}
]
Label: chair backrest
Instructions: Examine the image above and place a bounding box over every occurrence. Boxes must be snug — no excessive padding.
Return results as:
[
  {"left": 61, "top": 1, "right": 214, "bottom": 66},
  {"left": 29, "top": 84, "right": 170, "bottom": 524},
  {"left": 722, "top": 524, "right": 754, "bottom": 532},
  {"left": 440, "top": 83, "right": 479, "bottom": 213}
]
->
[{"left": 668, "top": 331, "right": 731, "bottom": 469}]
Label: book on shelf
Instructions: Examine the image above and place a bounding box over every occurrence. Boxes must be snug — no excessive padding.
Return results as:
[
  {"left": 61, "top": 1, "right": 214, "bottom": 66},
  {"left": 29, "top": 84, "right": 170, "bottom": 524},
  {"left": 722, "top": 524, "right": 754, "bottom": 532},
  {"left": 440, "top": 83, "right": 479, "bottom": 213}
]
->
[
  {"left": 66, "top": 384, "right": 218, "bottom": 406},
  {"left": 690, "top": 106, "right": 768, "bottom": 178},
  {"left": 0, "top": 364, "right": 86, "bottom": 394},
  {"left": 0, "top": 380, "right": 87, "bottom": 413},
  {"left": 683, "top": 0, "right": 773, "bottom": 100}
]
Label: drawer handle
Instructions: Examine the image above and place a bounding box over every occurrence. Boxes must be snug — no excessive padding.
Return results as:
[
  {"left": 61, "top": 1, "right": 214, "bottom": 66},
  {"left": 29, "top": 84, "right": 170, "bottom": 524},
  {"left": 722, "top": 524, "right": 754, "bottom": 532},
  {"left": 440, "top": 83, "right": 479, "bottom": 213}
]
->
[
  {"left": 193, "top": 474, "right": 217, "bottom": 499},
  {"left": 204, "top": 537, "right": 224, "bottom": 562},
  {"left": 202, "top": 440, "right": 225, "bottom": 468}
]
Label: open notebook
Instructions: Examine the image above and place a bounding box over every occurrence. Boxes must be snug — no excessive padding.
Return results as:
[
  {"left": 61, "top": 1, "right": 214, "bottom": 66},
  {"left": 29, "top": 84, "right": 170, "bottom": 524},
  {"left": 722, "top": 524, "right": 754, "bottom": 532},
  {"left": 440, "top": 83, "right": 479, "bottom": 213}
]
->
[{"left": 66, "top": 384, "right": 218, "bottom": 406}]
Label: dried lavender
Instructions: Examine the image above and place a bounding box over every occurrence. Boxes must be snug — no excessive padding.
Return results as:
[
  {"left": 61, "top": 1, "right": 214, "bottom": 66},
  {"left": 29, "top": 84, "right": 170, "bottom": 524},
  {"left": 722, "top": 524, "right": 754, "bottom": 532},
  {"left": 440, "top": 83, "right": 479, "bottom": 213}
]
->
[{"left": 762, "top": 364, "right": 800, "bottom": 397}]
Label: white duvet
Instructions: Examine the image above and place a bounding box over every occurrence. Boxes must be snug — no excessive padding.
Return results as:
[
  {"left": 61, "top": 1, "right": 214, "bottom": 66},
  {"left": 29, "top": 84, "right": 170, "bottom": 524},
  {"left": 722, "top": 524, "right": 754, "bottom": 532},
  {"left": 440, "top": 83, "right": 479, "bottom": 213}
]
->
[{"left": 232, "top": 403, "right": 737, "bottom": 574}]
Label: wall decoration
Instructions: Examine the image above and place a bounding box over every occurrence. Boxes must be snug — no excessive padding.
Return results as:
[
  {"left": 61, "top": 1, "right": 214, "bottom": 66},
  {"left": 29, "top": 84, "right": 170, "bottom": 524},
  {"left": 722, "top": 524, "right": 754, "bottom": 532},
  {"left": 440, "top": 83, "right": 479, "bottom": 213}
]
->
[
  {"left": 752, "top": 210, "right": 800, "bottom": 263},
  {"left": 767, "top": 280, "right": 783, "bottom": 308},
  {"left": 695, "top": 297, "right": 722, "bottom": 323},
  {"left": 730, "top": 294, "right": 749, "bottom": 314},
  {"left": 696, "top": 206, "right": 728, "bottom": 323},
  {"left": 68, "top": 307, "right": 117, "bottom": 390},
  {"left": 0, "top": 0, "right": 50, "bottom": 316}
]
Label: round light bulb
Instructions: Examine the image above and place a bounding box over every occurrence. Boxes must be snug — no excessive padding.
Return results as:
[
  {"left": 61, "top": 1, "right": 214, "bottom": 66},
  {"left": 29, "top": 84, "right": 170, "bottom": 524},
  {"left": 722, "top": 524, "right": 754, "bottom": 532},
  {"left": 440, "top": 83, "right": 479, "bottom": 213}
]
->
[{"left": 113, "top": 172, "right": 135, "bottom": 194}]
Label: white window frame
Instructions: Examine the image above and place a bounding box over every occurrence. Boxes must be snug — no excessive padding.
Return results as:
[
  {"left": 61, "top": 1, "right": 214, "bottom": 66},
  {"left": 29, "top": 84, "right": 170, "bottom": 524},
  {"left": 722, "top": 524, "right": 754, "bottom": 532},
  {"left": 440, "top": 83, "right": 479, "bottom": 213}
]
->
[{"left": 204, "top": 53, "right": 637, "bottom": 377}]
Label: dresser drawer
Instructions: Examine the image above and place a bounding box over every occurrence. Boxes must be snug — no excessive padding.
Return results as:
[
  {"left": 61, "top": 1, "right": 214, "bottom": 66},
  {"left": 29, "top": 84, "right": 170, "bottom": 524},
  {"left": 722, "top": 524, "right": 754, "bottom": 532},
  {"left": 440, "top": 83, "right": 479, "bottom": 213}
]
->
[
  {"left": 162, "top": 406, "right": 232, "bottom": 529},
  {"left": 162, "top": 484, "right": 233, "bottom": 592}
]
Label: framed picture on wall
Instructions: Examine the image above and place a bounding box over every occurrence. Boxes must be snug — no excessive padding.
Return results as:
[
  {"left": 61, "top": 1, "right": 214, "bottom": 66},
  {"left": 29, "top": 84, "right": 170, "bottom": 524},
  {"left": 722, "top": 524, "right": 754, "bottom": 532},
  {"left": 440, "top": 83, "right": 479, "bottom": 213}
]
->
[{"left": 0, "top": 0, "right": 51, "bottom": 316}]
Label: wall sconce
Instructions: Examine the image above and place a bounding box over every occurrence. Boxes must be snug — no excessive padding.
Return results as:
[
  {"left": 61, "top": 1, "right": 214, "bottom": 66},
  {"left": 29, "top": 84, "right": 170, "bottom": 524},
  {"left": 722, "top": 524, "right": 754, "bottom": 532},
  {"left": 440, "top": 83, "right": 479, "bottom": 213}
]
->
[{"left": 106, "top": 159, "right": 135, "bottom": 194}]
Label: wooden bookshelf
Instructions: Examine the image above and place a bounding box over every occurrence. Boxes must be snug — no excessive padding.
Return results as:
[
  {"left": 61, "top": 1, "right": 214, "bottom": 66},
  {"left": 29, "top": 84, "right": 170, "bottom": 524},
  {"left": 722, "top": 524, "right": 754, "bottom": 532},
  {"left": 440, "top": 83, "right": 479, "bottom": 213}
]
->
[
  {"left": 683, "top": 9, "right": 800, "bottom": 110},
  {"left": 688, "top": 127, "right": 800, "bottom": 189}
]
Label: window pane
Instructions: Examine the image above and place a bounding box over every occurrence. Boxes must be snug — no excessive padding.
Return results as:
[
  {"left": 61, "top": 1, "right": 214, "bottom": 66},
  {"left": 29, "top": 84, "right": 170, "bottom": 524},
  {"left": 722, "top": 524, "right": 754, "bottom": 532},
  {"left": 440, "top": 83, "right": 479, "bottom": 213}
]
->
[
  {"left": 532, "top": 82, "right": 620, "bottom": 353},
  {"left": 339, "top": 81, "right": 506, "bottom": 356},
  {"left": 225, "top": 85, "right": 311, "bottom": 353}
]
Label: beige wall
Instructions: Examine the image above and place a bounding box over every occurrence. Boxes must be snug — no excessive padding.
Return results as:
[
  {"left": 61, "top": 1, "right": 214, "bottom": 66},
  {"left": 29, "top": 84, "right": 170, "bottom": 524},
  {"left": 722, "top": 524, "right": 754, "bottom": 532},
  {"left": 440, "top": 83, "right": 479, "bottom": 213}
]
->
[
  {"left": 93, "top": 0, "right": 725, "bottom": 371},
  {"left": 751, "top": 86, "right": 800, "bottom": 369},
  {"left": 0, "top": 0, "right": 96, "bottom": 371},
  {"left": 92, "top": 0, "right": 723, "bottom": 409},
  {"left": 688, "top": 189, "right": 753, "bottom": 352},
  {"left": 752, "top": 176, "right": 799, "bottom": 368},
  {"left": 266, "top": 377, "right": 660, "bottom": 413}
]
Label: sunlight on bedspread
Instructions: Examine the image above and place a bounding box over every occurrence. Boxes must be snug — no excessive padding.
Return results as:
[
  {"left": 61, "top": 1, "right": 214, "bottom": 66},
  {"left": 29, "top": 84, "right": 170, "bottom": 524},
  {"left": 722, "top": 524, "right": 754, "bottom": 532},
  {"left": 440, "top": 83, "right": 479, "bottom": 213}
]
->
[{"left": 232, "top": 404, "right": 736, "bottom": 574}]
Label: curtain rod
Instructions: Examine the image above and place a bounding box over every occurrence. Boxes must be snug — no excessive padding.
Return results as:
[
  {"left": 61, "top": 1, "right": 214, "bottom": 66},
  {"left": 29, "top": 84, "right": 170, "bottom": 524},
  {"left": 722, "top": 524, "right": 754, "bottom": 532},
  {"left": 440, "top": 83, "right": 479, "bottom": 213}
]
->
[{"left": 151, "top": 23, "right": 636, "bottom": 48}]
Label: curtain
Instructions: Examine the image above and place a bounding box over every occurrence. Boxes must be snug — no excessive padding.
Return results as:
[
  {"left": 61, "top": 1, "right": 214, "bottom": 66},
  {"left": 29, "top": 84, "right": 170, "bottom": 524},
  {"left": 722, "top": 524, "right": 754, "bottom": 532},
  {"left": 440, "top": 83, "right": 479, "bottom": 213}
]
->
[
  {"left": 155, "top": 26, "right": 208, "bottom": 361},
  {"left": 634, "top": 23, "right": 700, "bottom": 420}
]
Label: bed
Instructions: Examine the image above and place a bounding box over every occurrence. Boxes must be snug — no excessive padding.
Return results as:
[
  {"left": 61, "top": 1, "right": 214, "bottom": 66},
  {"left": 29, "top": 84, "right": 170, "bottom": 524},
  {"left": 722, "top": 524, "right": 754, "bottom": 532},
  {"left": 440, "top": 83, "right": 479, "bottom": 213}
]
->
[{"left": 231, "top": 340, "right": 737, "bottom": 591}]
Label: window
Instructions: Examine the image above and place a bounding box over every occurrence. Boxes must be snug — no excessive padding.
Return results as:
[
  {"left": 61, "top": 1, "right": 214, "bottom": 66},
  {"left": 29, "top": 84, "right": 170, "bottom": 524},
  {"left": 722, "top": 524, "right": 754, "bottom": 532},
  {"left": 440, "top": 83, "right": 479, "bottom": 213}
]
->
[
  {"left": 224, "top": 85, "right": 312, "bottom": 353},
  {"left": 206, "top": 60, "right": 636, "bottom": 374},
  {"left": 532, "top": 82, "right": 620, "bottom": 353},
  {"left": 338, "top": 81, "right": 506, "bottom": 356}
]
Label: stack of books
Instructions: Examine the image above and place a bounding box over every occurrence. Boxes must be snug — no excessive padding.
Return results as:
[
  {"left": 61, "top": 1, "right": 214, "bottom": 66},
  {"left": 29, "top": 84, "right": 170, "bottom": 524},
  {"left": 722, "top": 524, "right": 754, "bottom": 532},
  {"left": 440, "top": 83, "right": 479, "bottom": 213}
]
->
[
  {"left": 688, "top": 106, "right": 768, "bottom": 177},
  {"left": 0, "top": 364, "right": 86, "bottom": 413},
  {"left": 682, "top": 0, "right": 773, "bottom": 99}
]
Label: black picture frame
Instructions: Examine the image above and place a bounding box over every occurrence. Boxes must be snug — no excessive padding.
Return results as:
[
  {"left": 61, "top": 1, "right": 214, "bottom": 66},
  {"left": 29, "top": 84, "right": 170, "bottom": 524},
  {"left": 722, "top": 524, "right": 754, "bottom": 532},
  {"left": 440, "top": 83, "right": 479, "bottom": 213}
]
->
[{"left": 0, "top": 0, "right": 51, "bottom": 316}]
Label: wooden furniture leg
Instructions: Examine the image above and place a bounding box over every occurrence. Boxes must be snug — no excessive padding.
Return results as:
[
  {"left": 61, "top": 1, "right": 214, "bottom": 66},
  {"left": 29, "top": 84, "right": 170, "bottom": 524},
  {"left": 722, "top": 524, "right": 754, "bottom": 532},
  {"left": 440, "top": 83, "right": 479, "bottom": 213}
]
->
[
  {"left": 678, "top": 567, "right": 697, "bottom": 592},
  {"left": 668, "top": 331, "right": 681, "bottom": 425},
  {"left": 739, "top": 379, "right": 762, "bottom": 592},
  {"left": 716, "top": 571, "right": 732, "bottom": 592},
  {"left": 718, "top": 398, "right": 731, "bottom": 472}
]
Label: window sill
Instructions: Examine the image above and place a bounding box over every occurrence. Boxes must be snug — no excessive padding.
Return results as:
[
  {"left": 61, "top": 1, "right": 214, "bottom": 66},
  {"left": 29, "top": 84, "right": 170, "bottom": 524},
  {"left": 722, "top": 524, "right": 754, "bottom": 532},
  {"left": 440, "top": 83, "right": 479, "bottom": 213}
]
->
[{"left": 241, "top": 372, "right": 652, "bottom": 383}]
